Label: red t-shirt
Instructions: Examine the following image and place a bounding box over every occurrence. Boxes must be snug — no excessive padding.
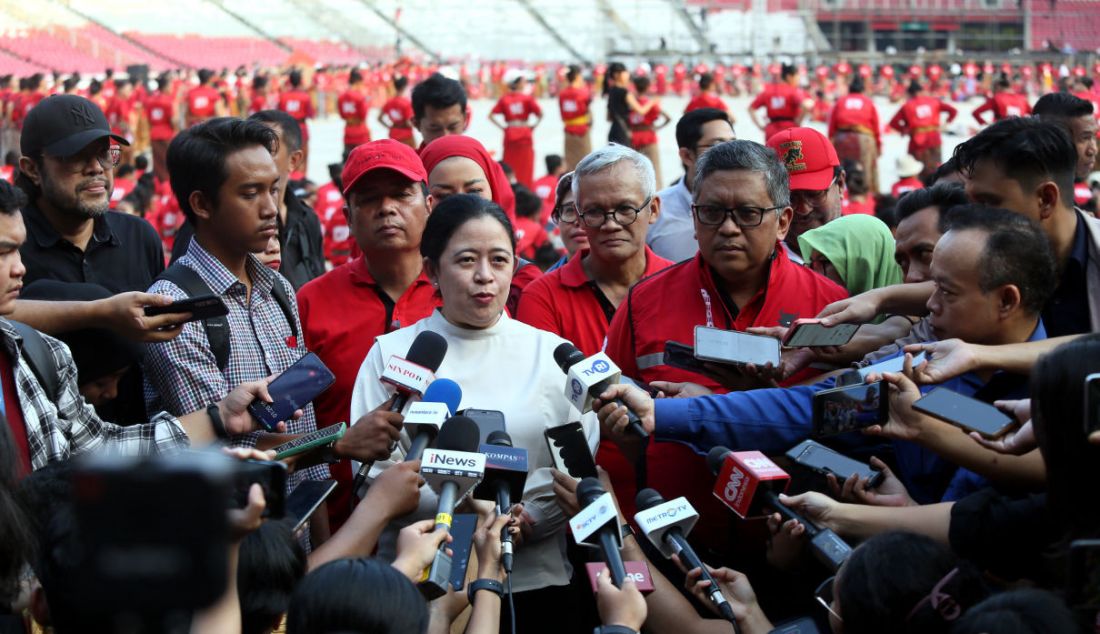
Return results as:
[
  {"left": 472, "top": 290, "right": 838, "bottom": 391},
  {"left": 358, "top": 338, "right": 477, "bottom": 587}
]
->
[
  {"left": 381, "top": 96, "right": 414, "bottom": 141},
  {"left": 888, "top": 96, "right": 958, "bottom": 153},
  {"left": 842, "top": 197, "right": 875, "bottom": 216},
  {"left": 628, "top": 96, "right": 662, "bottom": 148},
  {"left": 337, "top": 89, "right": 371, "bottom": 147},
  {"left": 684, "top": 92, "right": 728, "bottom": 113},
  {"left": 278, "top": 89, "right": 314, "bottom": 122},
  {"left": 513, "top": 217, "right": 549, "bottom": 261},
  {"left": 0, "top": 351, "right": 30, "bottom": 477},
  {"left": 972, "top": 93, "right": 1031, "bottom": 125},
  {"left": 492, "top": 92, "right": 541, "bottom": 123},
  {"left": 827, "top": 93, "right": 881, "bottom": 149},
  {"left": 532, "top": 174, "right": 559, "bottom": 226},
  {"left": 891, "top": 176, "right": 923, "bottom": 198},
  {"left": 110, "top": 177, "right": 136, "bottom": 208},
  {"left": 0, "top": 165, "right": 13, "bottom": 184},
  {"left": 750, "top": 83, "right": 805, "bottom": 121},
  {"left": 186, "top": 85, "right": 220, "bottom": 121},
  {"left": 12, "top": 92, "right": 44, "bottom": 129},
  {"left": 558, "top": 85, "right": 593, "bottom": 135},
  {"left": 144, "top": 92, "right": 175, "bottom": 141}
]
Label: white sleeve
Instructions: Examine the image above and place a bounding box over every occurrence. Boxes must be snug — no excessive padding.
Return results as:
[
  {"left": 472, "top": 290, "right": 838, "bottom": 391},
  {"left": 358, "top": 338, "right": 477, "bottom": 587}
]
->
[{"left": 349, "top": 341, "right": 408, "bottom": 482}]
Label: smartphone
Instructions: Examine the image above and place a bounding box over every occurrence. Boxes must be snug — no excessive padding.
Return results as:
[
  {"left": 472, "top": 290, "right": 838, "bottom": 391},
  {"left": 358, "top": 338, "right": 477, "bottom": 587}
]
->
[
  {"left": 783, "top": 319, "right": 860, "bottom": 348},
  {"left": 912, "top": 387, "right": 1017, "bottom": 440},
  {"left": 812, "top": 380, "right": 888, "bottom": 437},
  {"left": 459, "top": 409, "right": 507, "bottom": 445},
  {"left": 1085, "top": 373, "right": 1100, "bottom": 434},
  {"left": 248, "top": 352, "right": 336, "bottom": 431},
  {"left": 232, "top": 459, "right": 287, "bottom": 518},
  {"left": 664, "top": 340, "right": 710, "bottom": 374},
  {"left": 143, "top": 294, "right": 229, "bottom": 321},
  {"left": 785, "top": 439, "right": 884, "bottom": 489},
  {"left": 694, "top": 326, "right": 780, "bottom": 367},
  {"left": 272, "top": 422, "right": 347, "bottom": 461},
  {"left": 447, "top": 514, "right": 479, "bottom": 592},
  {"left": 857, "top": 351, "right": 927, "bottom": 379},
  {"left": 544, "top": 422, "right": 598, "bottom": 480},
  {"left": 768, "top": 617, "right": 825, "bottom": 634},
  {"left": 285, "top": 479, "right": 338, "bottom": 533},
  {"left": 1068, "top": 539, "right": 1100, "bottom": 610}
]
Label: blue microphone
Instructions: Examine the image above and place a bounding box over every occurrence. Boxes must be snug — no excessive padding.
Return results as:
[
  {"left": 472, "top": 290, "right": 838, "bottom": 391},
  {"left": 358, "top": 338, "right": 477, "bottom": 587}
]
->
[{"left": 404, "top": 378, "right": 463, "bottom": 461}]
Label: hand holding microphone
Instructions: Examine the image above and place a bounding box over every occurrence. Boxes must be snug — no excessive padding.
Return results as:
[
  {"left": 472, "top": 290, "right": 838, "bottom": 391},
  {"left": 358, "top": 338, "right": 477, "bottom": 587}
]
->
[{"left": 553, "top": 343, "right": 650, "bottom": 439}]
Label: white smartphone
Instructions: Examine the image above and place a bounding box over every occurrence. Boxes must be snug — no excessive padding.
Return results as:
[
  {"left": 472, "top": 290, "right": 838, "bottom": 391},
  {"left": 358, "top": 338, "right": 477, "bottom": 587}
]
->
[
  {"left": 857, "top": 351, "right": 927, "bottom": 379},
  {"left": 693, "top": 326, "right": 781, "bottom": 367}
]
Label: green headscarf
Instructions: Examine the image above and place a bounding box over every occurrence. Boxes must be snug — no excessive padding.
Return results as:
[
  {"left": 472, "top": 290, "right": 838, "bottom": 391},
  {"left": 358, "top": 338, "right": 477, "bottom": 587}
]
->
[{"left": 798, "top": 214, "right": 903, "bottom": 296}]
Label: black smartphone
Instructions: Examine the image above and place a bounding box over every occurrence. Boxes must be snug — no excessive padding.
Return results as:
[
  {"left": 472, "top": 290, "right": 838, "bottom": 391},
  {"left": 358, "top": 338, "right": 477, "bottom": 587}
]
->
[
  {"left": 459, "top": 408, "right": 507, "bottom": 444},
  {"left": 785, "top": 439, "right": 884, "bottom": 489},
  {"left": 248, "top": 352, "right": 336, "bottom": 431},
  {"left": 285, "top": 479, "right": 338, "bottom": 534},
  {"left": 912, "top": 387, "right": 1017, "bottom": 440},
  {"left": 272, "top": 422, "right": 347, "bottom": 461},
  {"left": 232, "top": 459, "right": 287, "bottom": 518},
  {"left": 768, "top": 617, "right": 824, "bottom": 634},
  {"left": 1068, "top": 539, "right": 1100, "bottom": 610},
  {"left": 143, "top": 294, "right": 229, "bottom": 321},
  {"left": 544, "top": 422, "right": 597, "bottom": 480},
  {"left": 447, "top": 514, "right": 479, "bottom": 592},
  {"left": 663, "top": 340, "right": 710, "bottom": 374},
  {"left": 812, "top": 380, "right": 888, "bottom": 437},
  {"left": 1085, "top": 373, "right": 1100, "bottom": 435},
  {"left": 620, "top": 375, "right": 661, "bottom": 398}
]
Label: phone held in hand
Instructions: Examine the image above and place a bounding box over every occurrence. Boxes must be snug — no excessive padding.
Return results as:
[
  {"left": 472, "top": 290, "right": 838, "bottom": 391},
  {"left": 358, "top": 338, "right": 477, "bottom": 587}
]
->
[
  {"left": 143, "top": 294, "right": 229, "bottom": 322},
  {"left": 912, "top": 387, "right": 1017, "bottom": 440},
  {"left": 812, "top": 380, "right": 889, "bottom": 437},
  {"left": 694, "top": 325, "right": 781, "bottom": 367},
  {"left": 544, "top": 422, "right": 598, "bottom": 480},
  {"left": 785, "top": 439, "right": 885, "bottom": 489},
  {"left": 272, "top": 422, "right": 347, "bottom": 461},
  {"left": 783, "top": 318, "right": 860, "bottom": 348},
  {"left": 248, "top": 352, "right": 336, "bottom": 431}
]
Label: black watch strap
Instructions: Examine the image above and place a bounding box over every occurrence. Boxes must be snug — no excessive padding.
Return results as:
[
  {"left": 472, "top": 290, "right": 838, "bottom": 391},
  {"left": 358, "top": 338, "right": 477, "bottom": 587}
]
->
[
  {"left": 467, "top": 578, "right": 504, "bottom": 604},
  {"left": 594, "top": 626, "right": 639, "bottom": 634},
  {"left": 207, "top": 403, "right": 229, "bottom": 439},
  {"left": 620, "top": 523, "right": 635, "bottom": 540}
]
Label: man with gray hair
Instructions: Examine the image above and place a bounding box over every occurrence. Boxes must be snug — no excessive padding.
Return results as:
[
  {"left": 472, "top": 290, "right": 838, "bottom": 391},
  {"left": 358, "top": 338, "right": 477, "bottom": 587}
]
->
[
  {"left": 602, "top": 139, "right": 848, "bottom": 549},
  {"left": 516, "top": 143, "right": 672, "bottom": 517}
]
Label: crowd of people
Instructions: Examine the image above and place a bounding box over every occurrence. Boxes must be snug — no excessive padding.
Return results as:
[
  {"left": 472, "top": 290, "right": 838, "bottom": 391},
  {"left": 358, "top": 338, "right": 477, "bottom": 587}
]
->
[{"left": 0, "top": 50, "right": 1097, "bottom": 634}]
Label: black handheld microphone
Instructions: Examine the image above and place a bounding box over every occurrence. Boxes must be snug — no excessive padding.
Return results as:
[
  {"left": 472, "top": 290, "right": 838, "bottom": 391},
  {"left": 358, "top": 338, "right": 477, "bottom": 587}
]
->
[
  {"left": 553, "top": 343, "right": 648, "bottom": 439},
  {"left": 472, "top": 430, "right": 527, "bottom": 574},
  {"left": 576, "top": 477, "right": 627, "bottom": 587}
]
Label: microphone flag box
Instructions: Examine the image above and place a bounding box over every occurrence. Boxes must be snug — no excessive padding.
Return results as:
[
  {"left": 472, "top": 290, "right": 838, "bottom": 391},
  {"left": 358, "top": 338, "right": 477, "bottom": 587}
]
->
[
  {"left": 403, "top": 402, "right": 451, "bottom": 440},
  {"left": 712, "top": 450, "right": 790, "bottom": 519},
  {"left": 472, "top": 443, "right": 528, "bottom": 504},
  {"left": 633, "top": 496, "right": 700, "bottom": 558},
  {"left": 563, "top": 351, "right": 622, "bottom": 412},
  {"left": 569, "top": 491, "right": 621, "bottom": 548},
  {"left": 380, "top": 355, "right": 435, "bottom": 400},
  {"left": 420, "top": 448, "right": 486, "bottom": 504},
  {"left": 585, "top": 561, "right": 656, "bottom": 594}
]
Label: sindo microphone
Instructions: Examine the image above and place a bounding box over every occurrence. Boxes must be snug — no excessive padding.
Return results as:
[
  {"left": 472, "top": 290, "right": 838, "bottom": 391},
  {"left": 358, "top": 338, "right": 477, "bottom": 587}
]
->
[
  {"left": 473, "top": 430, "right": 527, "bottom": 574},
  {"left": 707, "top": 447, "right": 852, "bottom": 572},
  {"left": 634, "top": 488, "right": 737, "bottom": 624},
  {"left": 380, "top": 330, "right": 448, "bottom": 413},
  {"left": 571, "top": 477, "right": 627, "bottom": 587},
  {"left": 553, "top": 343, "right": 648, "bottom": 439},
  {"left": 404, "top": 378, "right": 463, "bottom": 462}
]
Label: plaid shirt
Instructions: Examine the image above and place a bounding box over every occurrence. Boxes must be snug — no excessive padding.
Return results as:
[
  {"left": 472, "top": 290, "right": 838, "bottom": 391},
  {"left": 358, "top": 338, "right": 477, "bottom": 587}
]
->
[
  {"left": 0, "top": 319, "right": 190, "bottom": 471},
  {"left": 142, "top": 239, "right": 328, "bottom": 488}
]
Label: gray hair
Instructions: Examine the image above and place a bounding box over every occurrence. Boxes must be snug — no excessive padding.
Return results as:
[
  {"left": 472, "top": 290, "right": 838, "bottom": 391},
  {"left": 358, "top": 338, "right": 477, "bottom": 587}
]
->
[
  {"left": 571, "top": 143, "right": 657, "bottom": 201},
  {"left": 693, "top": 140, "right": 790, "bottom": 208}
]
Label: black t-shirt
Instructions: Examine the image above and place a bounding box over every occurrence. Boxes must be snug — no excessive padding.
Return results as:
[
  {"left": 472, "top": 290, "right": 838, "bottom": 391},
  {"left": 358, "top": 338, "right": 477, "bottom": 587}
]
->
[
  {"left": 608, "top": 86, "right": 631, "bottom": 145},
  {"left": 1043, "top": 211, "right": 1092, "bottom": 338},
  {"left": 279, "top": 191, "right": 325, "bottom": 290}
]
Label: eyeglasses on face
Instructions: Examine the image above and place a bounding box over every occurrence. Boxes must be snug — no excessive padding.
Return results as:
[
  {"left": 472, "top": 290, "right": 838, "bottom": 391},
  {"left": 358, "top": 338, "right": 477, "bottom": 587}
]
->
[
  {"left": 49, "top": 144, "right": 121, "bottom": 172},
  {"left": 567, "top": 197, "right": 653, "bottom": 228},
  {"left": 691, "top": 203, "right": 783, "bottom": 227},
  {"left": 790, "top": 177, "right": 837, "bottom": 212}
]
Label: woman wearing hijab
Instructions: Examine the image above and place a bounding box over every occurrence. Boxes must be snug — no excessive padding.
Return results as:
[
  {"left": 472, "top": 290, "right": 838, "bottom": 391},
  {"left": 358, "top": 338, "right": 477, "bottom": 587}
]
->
[{"left": 798, "top": 214, "right": 903, "bottom": 308}]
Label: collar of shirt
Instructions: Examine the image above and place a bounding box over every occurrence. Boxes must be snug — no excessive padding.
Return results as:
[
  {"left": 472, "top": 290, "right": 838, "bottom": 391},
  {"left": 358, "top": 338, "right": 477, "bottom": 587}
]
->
[
  {"left": 559, "top": 246, "right": 667, "bottom": 289},
  {"left": 24, "top": 202, "right": 118, "bottom": 250},
  {"left": 1067, "top": 209, "right": 1089, "bottom": 271},
  {"left": 184, "top": 237, "right": 275, "bottom": 297},
  {"left": 694, "top": 243, "right": 785, "bottom": 326},
  {"left": 657, "top": 177, "right": 692, "bottom": 219},
  {"left": 347, "top": 255, "right": 434, "bottom": 291}
]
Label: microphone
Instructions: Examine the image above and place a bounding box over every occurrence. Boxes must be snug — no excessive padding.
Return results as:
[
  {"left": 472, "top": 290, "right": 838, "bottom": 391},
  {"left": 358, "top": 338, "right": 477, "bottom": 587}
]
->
[
  {"left": 571, "top": 477, "right": 627, "bottom": 587},
  {"left": 380, "top": 330, "right": 448, "bottom": 413},
  {"left": 418, "top": 416, "right": 485, "bottom": 599},
  {"left": 634, "top": 488, "right": 736, "bottom": 624},
  {"left": 403, "top": 378, "right": 463, "bottom": 462},
  {"left": 473, "top": 430, "right": 528, "bottom": 575},
  {"left": 553, "top": 343, "right": 648, "bottom": 439},
  {"left": 707, "top": 447, "right": 852, "bottom": 572}
]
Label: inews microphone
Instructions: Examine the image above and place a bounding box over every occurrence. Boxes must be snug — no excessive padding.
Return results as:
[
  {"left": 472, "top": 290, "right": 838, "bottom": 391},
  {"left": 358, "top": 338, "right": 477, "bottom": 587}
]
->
[
  {"left": 473, "top": 430, "right": 527, "bottom": 575},
  {"left": 634, "top": 489, "right": 736, "bottom": 624},
  {"left": 707, "top": 447, "right": 852, "bottom": 572},
  {"left": 571, "top": 477, "right": 627, "bottom": 587},
  {"left": 403, "top": 378, "right": 463, "bottom": 462},
  {"left": 380, "top": 330, "right": 449, "bottom": 413},
  {"left": 553, "top": 343, "right": 648, "bottom": 439},
  {"left": 418, "top": 416, "right": 485, "bottom": 599}
]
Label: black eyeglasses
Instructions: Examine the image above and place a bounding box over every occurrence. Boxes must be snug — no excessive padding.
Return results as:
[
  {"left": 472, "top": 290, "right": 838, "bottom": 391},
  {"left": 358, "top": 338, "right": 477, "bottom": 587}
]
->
[
  {"left": 570, "top": 197, "right": 652, "bottom": 228},
  {"left": 815, "top": 576, "right": 842, "bottom": 623},
  {"left": 692, "top": 203, "right": 783, "bottom": 227}
]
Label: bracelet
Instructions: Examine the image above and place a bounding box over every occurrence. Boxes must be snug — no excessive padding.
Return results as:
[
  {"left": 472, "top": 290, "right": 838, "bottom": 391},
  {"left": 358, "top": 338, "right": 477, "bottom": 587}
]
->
[
  {"left": 207, "top": 403, "right": 229, "bottom": 439},
  {"left": 466, "top": 578, "right": 504, "bottom": 604},
  {"left": 594, "top": 626, "right": 639, "bottom": 634}
]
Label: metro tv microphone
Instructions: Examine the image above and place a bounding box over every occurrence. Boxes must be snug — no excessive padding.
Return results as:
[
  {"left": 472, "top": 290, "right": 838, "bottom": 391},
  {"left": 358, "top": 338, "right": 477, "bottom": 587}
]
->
[
  {"left": 418, "top": 416, "right": 485, "bottom": 599},
  {"left": 634, "top": 489, "right": 737, "bottom": 624},
  {"left": 473, "top": 430, "right": 527, "bottom": 574},
  {"left": 403, "top": 378, "right": 463, "bottom": 462},
  {"left": 707, "top": 447, "right": 852, "bottom": 572},
  {"left": 571, "top": 477, "right": 627, "bottom": 587},
  {"left": 380, "top": 330, "right": 448, "bottom": 413},
  {"left": 553, "top": 343, "right": 648, "bottom": 439}
]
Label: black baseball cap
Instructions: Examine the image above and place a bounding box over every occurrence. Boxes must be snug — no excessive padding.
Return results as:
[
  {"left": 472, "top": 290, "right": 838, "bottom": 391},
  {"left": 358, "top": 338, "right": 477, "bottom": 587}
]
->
[{"left": 20, "top": 94, "right": 129, "bottom": 159}]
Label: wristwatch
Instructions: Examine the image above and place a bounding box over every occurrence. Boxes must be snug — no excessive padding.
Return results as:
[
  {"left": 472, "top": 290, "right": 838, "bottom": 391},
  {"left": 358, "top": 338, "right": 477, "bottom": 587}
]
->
[
  {"left": 594, "top": 626, "right": 639, "bottom": 634},
  {"left": 466, "top": 578, "right": 504, "bottom": 604}
]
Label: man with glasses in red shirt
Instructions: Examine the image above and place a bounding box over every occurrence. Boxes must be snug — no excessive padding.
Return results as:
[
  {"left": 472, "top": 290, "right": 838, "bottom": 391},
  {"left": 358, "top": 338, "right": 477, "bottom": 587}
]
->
[{"left": 766, "top": 126, "right": 844, "bottom": 264}]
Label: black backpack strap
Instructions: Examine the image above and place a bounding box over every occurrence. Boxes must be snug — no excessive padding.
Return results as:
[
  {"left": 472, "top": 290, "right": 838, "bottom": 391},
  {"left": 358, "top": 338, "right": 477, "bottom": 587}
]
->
[
  {"left": 157, "top": 263, "right": 230, "bottom": 371},
  {"left": 8, "top": 320, "right": 61, "bottom": 402},
  {"left": 270, "top": 279, "right": 299, "bottom": 339}
]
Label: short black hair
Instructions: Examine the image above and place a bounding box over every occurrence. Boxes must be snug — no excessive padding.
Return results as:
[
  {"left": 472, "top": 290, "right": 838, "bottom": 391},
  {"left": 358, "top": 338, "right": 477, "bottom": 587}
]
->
[
  {"left": 544, "top": 154, "right": 563, "bottom": 174},
  {"left": 239, "top": 519, "right": 306, "bottom": 634},
  {"left": 780, "top": 63, "right": 796, "bottom": 79},
  {"left": 926, "top": 156, "right": 960, "bottom": 186},
  {"left": 698, "top": 72, "right": 714, "bottom": 90},
  {"left": 288, "top": 69, "right": 302, "bottom": 88},
  {"left": 134, "top": 154, "right": 149, "bottom": 171},
  {"left": 394, "top": 75, "right": 408, "bottom": 92},
  {"left": 566, "top": 64, "right": 581, "bottom": 83},
  {"left": 895, "top": 181, "right": 969, "bottom": 232},
  {"left": 348, "top": 69, "right": 362, "bottom": 84},
  {"left": 249, "top": 109, "right": 302, "bottom": 154},
  {"left": 943, "top": 204, "right": 1057, "bottom": 315},
  {"left": 632, "top": 74, "right": 651, "bottom": 93},
  {"left": 1033, "top": 91, "right": 1094, "bottom": 119},
  {"left": 421, "top": 194, "right": 515, "bottom": 265},
  {"left": 949, "top": 589, "right": 1077, "bottom": 634},
  {"left": 675, "top": 107, "right": 733, "bottom": 150},
  {"left": 952, "top": 117, "right": 1076, "bottom": 207},
  {"left": 198, "top": 68, "right": 214, "bottom": 85},
  {"left": 514, "top": 186, "right": 542, "bottom": 220},
  {"left": 167, "top": 117, "right": 279, "bottom": 225},
  {"left": 286, "top": 558, "right": 428, "bottom": 634},
  {"left": 411, "top": 73, "right": 467, "bottom": 120},
  {"left": 849, "top": 77, "right": 865, "bottom": 93},
  {"left": 907, "top": 80, "right": 922, "bottom": 96},
  {"left": 0, "top": 180, "right": 26, "bottom": 216}
]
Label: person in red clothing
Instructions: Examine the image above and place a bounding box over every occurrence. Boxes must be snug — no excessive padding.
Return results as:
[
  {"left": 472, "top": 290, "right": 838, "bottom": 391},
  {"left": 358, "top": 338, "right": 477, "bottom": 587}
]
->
[
  {"left": 766, "top": 127, "right": 844, "bottom": 261},
  {"left": 277, "top": 70, "right": 314, "bottom": 177},
  {"left": 888, "top": 80, "right": 958, "bottom": 179},
  {"left": 828, "top": 77, "right": 881, "bottom": 194},
  {"left": 531, "top": 154, "right": 564, "bottom": 226},
  {"left": 972, "top": 76, "right": 1032, "bottom": 126},
  {"left": 749, "top": 63, "right": 809, "bottom": 141},
  {"left": 185, "top": 69, "right": 224, "bottom": 127},
  {"left": 516, "top": 144, "right": 672, "bottom": 520},
  {"left": 297, "top": 139, "right": 440, "bottom": 530},
  {"left": 891, "top": 153, "right": 925, "bottom": 199},
  {"left": 317, "top": 162, "right": 358, "bottom": 266},
  {"left": 602, "top": 139, "right": 847, "bottom": 552},
  {"left": 512, "top": 187, "right": 551, "bottom": 265},
  {"left": 337, "top": 69, "right": 371, "bottom": 156},
  {"left": 144, "top": 74, "right": 176, "bottom": 184},
  {"left": 378, "top": 76, "right": 416, "bottom": 149},
  {"left": 489, "top": 70, "right": 542, "bottom": 189},
  {"left": 684, "top": 72, "right": 729, "bottom": 115},
  {"left": 247, "top": 74, "right": 271, "bottom": 115},
  {"left": 628, "top": 75, "right": 670, "bottom": 186},
  {"left": 672, "top": 60, "right": 688, "bottom": 96},
  {"left": 558, "top": 65, "right": 592, "bottom": 171},
  {"left": 105, "top": 79, "right": 137, "bottom": 166}
]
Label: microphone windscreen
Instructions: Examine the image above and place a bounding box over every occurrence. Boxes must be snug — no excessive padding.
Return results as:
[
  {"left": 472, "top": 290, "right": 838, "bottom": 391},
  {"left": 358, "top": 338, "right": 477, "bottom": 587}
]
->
[
  {"left": 406, "top": 330, "right": 449, "bottom": 373},
  {"left": 486, "top": 430, "right": 513, "bottom": 447},
  {"left": 706, "top": 446, "right": 732, "bottom": 475},
  {"left": 634, "top": 488, "right": 666, "bottom": 512},
  {"left": 576, "top": 476, "right": 607, "bottom": 508},
  {"left": 436, "top": 415, "right": 481, "bottom": 453},
  {"left": 552, "top": 342, "right": 586, "bottom": 373},
  {"left": 421, "top": 378, "right": 462, "bottom": 413}
]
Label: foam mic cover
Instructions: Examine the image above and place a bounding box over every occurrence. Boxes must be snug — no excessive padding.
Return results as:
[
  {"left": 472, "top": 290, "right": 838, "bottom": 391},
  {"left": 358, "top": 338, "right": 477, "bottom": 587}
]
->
[
  {"left": 553, "top": 342, "right": 587, "bottom": 373},
  {"left": 486, "top": 429, "right": 512, "bottom": 447},
  {"left": 435, "top": 415, "right": 481, "bottom": 453},
  {"left": 422, "top": 378, "right": 463, "bottom": 414},
  {"left": 554, "top": 342, "right": 648, "bottom": 439},
  {"left": 404, "top": 378, "right": 464, "bottom": 462},
  {"left": 408, "top": 330, "right": 449, "bottom": 373}
]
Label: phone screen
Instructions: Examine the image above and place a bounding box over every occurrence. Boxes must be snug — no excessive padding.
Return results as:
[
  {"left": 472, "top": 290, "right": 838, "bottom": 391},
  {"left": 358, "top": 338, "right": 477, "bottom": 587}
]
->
[
  {"left": 286, "top": 480, "right": 338, "bottom": 533},
  {"left": 1086, "top": 374, "right": 1100, "bottom": 434},
  {"left": 544, "top": 422, "right": 597, "bottom": 480},
  {"left": 248, "top": 353, "right": 336, "bottom": 431},
  {"left": 813, "top": 381, "right": 887, "bottom": 436},
  {"left": 786, "top": 322, "right": 860, "bottom": 347},
  {"left": 459, "top": 409, "right": 507, "bottom": 444},
  {"left": 694, "top": 326, "right": 780, "bottom": 367},
  {"left": 912, "top": 387, "right": 1016, "bottom": 439},
  {"left": 447, "top": 514, "right": 479, "bottom": 591},
  {"left": 788, "top": 440, "right": 883, "bottom": 488}
]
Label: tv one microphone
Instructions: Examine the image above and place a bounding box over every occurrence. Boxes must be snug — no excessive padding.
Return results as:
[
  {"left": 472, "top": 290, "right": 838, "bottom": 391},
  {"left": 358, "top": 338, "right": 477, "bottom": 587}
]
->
[
  {"left": 553, "top": 343, "right": 648, "bottom": 439},
  {"left": 571, "top": 477, "right": 627, "bottom": 587},
  {"left": 634, "top": 488, "right": 736, "bottom": 624},
  {"left": 380, "top": 330, "right": 448, "bottom": 413},
  {"left": 473, "top": 429, "right": 527, "bottom": 574},
  {"left": 707, "top": 447, "right": 852, "bottom": 572},
  {"left": 403, "top": 378, "right": 462, "bottom": 462}
]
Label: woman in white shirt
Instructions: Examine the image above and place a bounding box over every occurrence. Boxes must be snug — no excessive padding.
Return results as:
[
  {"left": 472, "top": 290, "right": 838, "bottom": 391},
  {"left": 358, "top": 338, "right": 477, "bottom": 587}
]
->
[{"left": 350, "top": 194, "right": 598, "bottom": 632}]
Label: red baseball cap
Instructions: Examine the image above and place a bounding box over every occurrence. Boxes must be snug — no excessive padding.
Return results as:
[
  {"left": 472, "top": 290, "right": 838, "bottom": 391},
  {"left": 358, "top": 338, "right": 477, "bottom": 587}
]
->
[
  {"left": 766, "top": 127, "right": 840, "bottom": 192},
  {"left": 341, "top": 139, "right": 426, "bottom": 197}
]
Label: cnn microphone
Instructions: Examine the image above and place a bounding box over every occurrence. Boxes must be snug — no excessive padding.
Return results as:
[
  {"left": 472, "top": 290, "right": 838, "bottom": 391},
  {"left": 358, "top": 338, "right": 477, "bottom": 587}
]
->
[
  {"left": 571, "top": 477, "right": 627, "bottom": 587},
  {"left": 553, "top": 343, "right": 648, "bottom": 439},
  {"left": 634, "top": 489, "right": 737, "bottom": 625},
  {"left": 403, "top": 378, "right": 463, "bottom": 462},
  {"left": 418, "top": 416, "right": 485, "bottom": 599},
  {"left": 707, "top": 447, "right": 852, "bottom": 572},
  {"left": 380, "top": 330, "right": 448, "bottom": 413},
  {"left": 473, "top": 430, "right": 527, "bottom": 575}
]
